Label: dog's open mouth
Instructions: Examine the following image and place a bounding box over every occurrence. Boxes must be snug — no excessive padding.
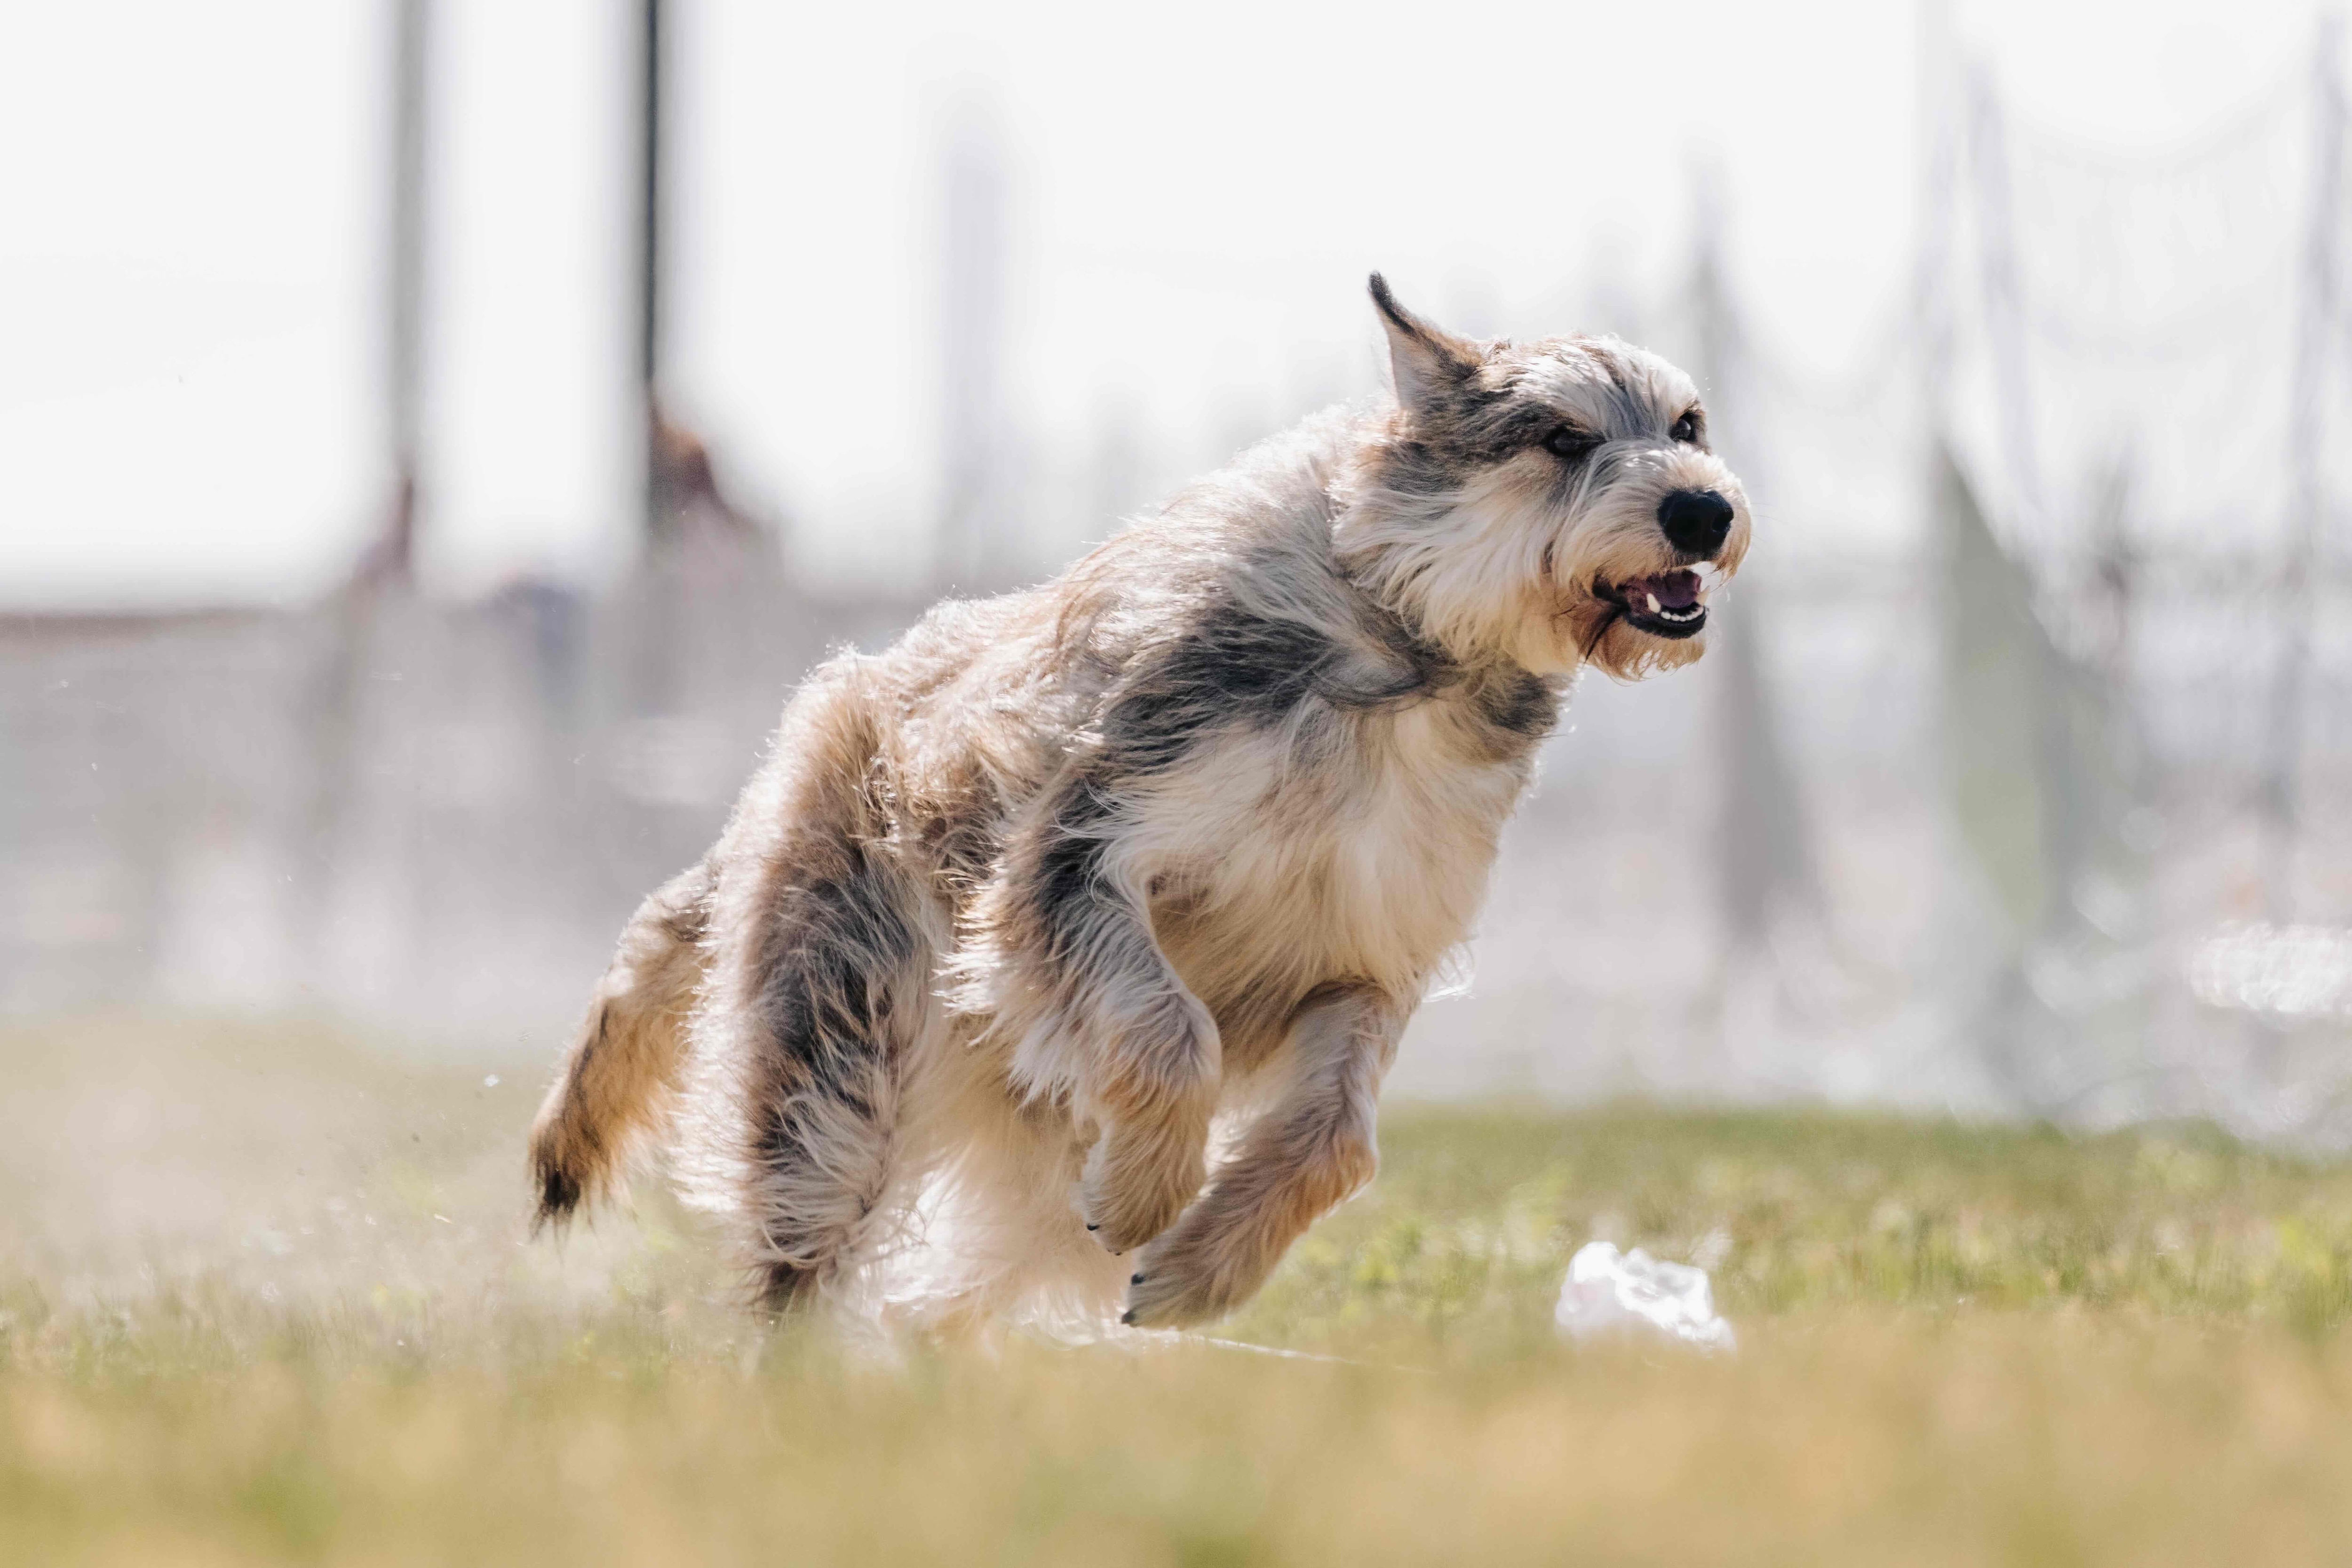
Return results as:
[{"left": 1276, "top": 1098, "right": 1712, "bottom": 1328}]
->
[{"left": 1597, "top": 568, "right": 1710, "bottom": 639}]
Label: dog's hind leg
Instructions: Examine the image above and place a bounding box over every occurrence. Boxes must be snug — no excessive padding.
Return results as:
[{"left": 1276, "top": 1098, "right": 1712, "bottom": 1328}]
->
[
  {"left": 677, "top": 667, "right": 933, "bottom": 1310},
  {"left": 1121, "top": 983, "right": 1404, "bottom": 1328},
  {"left": 731, "top": 863, "right": 927, "bottom": 1308},
  {"left": 529, "top": 859, "right": 714, "bottom": 1228}
]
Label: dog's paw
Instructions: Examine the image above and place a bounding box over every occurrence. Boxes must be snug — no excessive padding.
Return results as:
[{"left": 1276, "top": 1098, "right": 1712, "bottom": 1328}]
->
[
  {"left": 1110, "top": 1194, "right": 1279, "bottom": 1335},
  {"left": 1118, "top": 1212, "right": 1266, "bottom": 1329},
  {"left": 1079, "top": 1122, "right": 1204, "bottom": 1254},
  {"left": 1119, "top": 1150, "right": 1365, "bottom": 1328},
  {"left": 1079, "top": 1203, "right": 1167, "bottom": 1258}
]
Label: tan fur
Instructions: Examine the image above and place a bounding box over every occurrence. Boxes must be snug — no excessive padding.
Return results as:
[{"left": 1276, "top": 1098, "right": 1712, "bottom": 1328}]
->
[
  {"left": 529, "top": 279, "right": 1753, "bottom": 1331},
  {"left": 527, "top": 860, "right": 712, "bottom": 1222}
]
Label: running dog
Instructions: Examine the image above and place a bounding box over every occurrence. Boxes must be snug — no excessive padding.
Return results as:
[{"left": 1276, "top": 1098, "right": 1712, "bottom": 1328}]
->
[{"left": 529, "top": 276, "right": 1751, "bottom": 1330}]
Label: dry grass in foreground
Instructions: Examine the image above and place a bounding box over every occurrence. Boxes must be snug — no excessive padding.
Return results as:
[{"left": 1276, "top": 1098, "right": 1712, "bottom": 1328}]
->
[{"left": 4, "top": 1014, "right": 2352, "bottom": 1565}]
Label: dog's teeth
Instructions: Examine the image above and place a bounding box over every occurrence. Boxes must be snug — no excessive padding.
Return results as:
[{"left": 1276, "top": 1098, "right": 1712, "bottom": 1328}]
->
[{"left": 1645, "top": 593, "right": 1661, "bottom": 613}]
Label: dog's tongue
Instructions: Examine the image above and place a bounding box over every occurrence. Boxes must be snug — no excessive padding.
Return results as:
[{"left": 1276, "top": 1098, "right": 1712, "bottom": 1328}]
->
[{"left": 1632, "top": 568, "right": 1702, "bottom": 610}]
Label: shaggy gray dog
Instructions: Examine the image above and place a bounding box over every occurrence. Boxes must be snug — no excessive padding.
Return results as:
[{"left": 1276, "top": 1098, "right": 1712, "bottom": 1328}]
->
[{"left": 530, "top": 277, "right": 1751, "bottom": 1331}]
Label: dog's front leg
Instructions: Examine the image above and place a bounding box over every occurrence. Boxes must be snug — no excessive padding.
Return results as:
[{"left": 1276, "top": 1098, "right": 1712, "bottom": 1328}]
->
[
  {"left": 1122, "top": 983, "right": 1403, "bottom": 1328},
  {"left": 1072, "top": 963, "right": 1221, "bottom": 1255},
  {"left": 962, "top": 775, "right": 1222, "bottom": 1256}
]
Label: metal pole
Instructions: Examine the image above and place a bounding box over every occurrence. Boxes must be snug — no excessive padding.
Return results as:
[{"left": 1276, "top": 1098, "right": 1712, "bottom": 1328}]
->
[
  {"left": 383, "top": 0, "right": 429, "bottom": 580},
  {"left": 637, "top": 0, "right": 667, "bottom": 543}
]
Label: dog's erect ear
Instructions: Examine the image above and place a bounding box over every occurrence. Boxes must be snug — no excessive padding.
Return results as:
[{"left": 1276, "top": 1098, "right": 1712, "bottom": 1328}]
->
[{"left": 1368, "top": 272, "right": 1478, "bottom": 416}]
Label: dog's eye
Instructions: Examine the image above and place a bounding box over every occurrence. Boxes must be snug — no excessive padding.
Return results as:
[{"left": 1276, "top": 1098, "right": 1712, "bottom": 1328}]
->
[
  {"left": 1541, "top": 426, "right": 1600, "bottom": 460},
  {"left": 1670, "top": 410, "right": 1701, "bottom": 444}
]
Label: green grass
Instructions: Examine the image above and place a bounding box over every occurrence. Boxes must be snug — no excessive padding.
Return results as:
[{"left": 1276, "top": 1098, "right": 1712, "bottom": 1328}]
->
[
  {"left": 1238, "top": 1106, "right": 2352, "bottom": 1349},
  {"left": 6, "top": 1015, "right": 2352, "bottom": 1565}
]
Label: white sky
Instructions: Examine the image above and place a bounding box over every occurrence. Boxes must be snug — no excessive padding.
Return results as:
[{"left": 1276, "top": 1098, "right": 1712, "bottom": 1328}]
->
[{"left": 0, "top": 0, "right": 2325, "bottom": 605}]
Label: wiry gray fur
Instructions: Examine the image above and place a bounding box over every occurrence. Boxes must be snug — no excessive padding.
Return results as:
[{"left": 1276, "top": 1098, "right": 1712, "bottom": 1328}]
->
[{"left": 528, "top": 278, "right": 1753, "bottom": 1332}]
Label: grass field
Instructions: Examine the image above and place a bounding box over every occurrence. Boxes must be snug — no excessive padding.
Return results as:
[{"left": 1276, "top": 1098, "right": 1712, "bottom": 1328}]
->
[{"left": 6, "top": 1015, "right": 2352, "bottom": 1565}]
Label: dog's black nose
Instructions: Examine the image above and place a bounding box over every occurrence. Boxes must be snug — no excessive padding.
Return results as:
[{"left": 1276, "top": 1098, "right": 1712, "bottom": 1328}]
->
[{"left": 1657, "top": 489, "right": 1734, "bottom": 557}]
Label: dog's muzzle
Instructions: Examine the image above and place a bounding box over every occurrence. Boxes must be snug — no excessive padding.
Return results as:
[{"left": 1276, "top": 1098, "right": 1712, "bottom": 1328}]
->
[{"left": 1597, "top": 567, "right": 1713, "bottom": 639}]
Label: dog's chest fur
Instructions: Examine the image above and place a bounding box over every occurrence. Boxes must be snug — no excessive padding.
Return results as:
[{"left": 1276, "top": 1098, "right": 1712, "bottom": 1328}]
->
[{"left": 1138, "top": 684, "right": 1547, "bottom": 1069}]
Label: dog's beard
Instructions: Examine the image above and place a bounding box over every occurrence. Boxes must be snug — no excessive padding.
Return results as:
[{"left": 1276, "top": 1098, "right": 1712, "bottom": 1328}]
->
[
  {"left": 1546, "top": 520, "right": 1726, "bottom": 678},
  {"left": 1554, "top": 590, "right": 1708, "bottom": 680},
  {"left": 1577, "top": 605, "right": 1711, "bottom": 680}
]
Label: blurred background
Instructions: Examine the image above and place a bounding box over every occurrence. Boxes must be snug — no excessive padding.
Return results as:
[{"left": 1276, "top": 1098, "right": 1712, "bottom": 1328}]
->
[{"left": 3, "top": 0, "right": 2348, "bottom": 1140}]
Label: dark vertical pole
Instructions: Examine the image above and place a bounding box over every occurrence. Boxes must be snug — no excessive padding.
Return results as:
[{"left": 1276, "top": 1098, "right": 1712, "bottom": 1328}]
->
[
  {"left": 637, "top": 0, "right": 667, "bottom": 543},
  {"left": 384, "top": 0, "right": 429, "bottom": 579},
  {"left": 310, "top": 0, "right": 432, "bottom": 994}
]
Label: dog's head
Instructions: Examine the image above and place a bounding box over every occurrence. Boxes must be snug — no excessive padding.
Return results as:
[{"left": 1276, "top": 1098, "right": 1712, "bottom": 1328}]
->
[{"left": 1335, "top": 274, "right": 1752, "bottom": 681}]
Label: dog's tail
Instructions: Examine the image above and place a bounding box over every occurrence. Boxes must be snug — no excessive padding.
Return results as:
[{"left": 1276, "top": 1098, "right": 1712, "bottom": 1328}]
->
[{"left": 529, "top": 859, "right": 715, "bottom": 1231}]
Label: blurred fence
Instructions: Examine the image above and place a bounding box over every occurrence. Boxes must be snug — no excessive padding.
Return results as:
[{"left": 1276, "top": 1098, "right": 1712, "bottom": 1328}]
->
[
  {"left": 0, "top": 535, "right": 875, "bottom": 1042},
  {"left": 3, "top": 512, "right": 2347, "bottom": 1137},
  {"left": 4, "top": 21, "right": 2351, "bottom": 1141}
]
